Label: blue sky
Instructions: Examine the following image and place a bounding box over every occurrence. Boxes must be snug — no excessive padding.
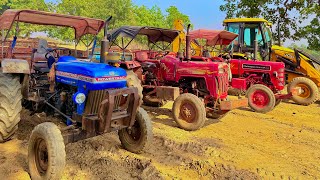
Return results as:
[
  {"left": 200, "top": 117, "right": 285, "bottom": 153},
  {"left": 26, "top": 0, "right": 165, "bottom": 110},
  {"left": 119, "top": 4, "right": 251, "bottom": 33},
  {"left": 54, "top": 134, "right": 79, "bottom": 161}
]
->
[
  {"left": 132, "top": 0, "right": 226, "bottom": 30},
  {"left": 44, "top": 0, "right": 302, "bottom": 46}
]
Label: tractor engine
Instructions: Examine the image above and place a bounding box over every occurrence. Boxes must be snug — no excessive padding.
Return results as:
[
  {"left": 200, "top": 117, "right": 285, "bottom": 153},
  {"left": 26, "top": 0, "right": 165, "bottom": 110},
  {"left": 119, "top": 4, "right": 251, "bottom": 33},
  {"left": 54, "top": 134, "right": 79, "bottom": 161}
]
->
[
  {"left": 140, "top": 61, "right": 159, "bottom": 84},
  {"left": 52, "top": 56, "right": 137, "bottom": 127},
  {"left": 229, "top": 59, "right": 285, "bottom": 92}
]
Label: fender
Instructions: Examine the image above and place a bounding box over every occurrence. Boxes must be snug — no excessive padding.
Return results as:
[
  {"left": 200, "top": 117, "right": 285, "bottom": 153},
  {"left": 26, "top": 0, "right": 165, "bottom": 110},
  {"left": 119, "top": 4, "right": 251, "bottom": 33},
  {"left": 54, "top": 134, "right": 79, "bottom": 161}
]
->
[{"left": 1, "top": 59, "right": 30, "bottom": 74}]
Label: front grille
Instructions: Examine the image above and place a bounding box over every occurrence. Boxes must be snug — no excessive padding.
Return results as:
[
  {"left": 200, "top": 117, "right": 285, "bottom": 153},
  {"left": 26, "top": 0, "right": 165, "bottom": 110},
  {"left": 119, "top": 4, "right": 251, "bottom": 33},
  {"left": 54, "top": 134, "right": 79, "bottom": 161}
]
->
[
  {"left": 215, "top": 74, "right": 229, "bottom": 95},
  {"left": 84, "top": 90, "right": 123, "bottom": 115}
]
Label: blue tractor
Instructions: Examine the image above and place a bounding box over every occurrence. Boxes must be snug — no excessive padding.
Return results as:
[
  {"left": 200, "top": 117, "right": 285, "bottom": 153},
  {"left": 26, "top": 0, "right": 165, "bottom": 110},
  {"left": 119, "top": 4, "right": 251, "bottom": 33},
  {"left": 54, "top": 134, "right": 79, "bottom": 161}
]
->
[{"left": 0, "top": 10, "right": 152, "bottom": 179}]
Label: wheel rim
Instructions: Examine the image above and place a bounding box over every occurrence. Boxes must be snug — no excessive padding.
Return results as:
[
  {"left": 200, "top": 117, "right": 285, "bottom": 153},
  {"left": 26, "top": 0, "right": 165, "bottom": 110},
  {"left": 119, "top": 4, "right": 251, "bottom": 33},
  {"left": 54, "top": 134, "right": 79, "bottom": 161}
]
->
[
  {"left": 296, "top": 83, "right": 311, "bottom": 98},
  {"left": 35, "top": 138, "right": 48, "bottom": 175},
  {"left": 250, "top": 90, "right": 270, "bottom": 108},
  {"left": 179, "top": 101, "right": 197, "bottom": 123},
  {"left": 126, "top": 121, "right": 142, "bottom": 143}
]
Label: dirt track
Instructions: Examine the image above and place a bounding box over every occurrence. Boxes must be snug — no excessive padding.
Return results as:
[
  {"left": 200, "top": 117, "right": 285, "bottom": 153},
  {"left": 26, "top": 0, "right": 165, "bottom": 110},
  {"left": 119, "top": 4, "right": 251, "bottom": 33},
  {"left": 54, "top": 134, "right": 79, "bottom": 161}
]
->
[{"left": 0, "top": 98, "right": 319, "bottom": 179}]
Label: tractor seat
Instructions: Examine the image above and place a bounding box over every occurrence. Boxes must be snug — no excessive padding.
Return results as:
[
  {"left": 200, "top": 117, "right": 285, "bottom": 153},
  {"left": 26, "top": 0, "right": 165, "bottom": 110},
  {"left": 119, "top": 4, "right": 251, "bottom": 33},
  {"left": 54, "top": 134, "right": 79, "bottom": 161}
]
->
[
  {"left": 33, "top": 62, "right": 50, "bottom": 73},
  {"left": 135, "top": 51, "right": 148, "bottom": 61}
]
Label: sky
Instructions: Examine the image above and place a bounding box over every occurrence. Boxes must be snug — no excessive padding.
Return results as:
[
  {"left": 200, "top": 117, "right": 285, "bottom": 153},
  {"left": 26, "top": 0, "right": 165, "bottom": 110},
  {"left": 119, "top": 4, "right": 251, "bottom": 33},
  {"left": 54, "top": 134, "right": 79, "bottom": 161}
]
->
[
  {"left": 132, "top": 0, "right": 226, "bottom": 30},
  {"left": 132, "top": 0, "right": 305, "bottom": 46},
  {"left": 44, "top": 0, "right": 304, "bottom": 46}
]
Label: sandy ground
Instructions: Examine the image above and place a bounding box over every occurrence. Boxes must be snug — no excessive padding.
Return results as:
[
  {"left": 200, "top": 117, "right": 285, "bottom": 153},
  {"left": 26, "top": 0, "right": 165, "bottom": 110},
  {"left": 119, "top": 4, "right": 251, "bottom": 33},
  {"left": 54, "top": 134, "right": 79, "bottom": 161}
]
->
[{"left": 0, "top": 98, "right": 319, "bottom": 180}]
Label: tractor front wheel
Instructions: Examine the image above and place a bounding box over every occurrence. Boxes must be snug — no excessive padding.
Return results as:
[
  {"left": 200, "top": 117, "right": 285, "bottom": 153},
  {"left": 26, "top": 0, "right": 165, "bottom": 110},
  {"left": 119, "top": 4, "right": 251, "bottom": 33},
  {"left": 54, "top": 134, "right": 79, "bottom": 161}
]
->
[
  {"left": 118, "top": 107, "right": 153, "bottom": 153},
  {"left": 28, "top": 122, "right": 66, "bottom": 180},
  {"left": 172, "top": 93, "right": 206, "bottom": 131},
  {"left": 246, "top": 84, "right": 276, "bottom": 113},
  {"left": 287, "top": 77, "right": 318, "bottom": 105}
]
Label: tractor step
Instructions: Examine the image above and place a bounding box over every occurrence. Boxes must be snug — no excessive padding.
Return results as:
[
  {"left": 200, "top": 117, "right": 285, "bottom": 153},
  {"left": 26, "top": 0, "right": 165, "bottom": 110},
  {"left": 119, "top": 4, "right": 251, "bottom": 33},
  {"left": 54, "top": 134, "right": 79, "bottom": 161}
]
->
[{"left": 220, "top": 98, "right": 248, "bottom": 111}]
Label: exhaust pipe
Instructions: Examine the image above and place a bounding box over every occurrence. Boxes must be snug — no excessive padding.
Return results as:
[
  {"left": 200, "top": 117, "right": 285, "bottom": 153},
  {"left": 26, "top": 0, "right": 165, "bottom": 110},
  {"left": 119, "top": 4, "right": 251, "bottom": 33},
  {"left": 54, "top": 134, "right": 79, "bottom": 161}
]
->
[
  {"left": 100, "top": 16, "right": 113, "bottom": 63},
  {"left": 186, "top": 24, "right": 191, "bottom": 61},
  {"left": 253, "top": 39, "right": 258, "bottom": 60},
  {"left": 277, "top": 20, "right": 281, "bottom": 46}
]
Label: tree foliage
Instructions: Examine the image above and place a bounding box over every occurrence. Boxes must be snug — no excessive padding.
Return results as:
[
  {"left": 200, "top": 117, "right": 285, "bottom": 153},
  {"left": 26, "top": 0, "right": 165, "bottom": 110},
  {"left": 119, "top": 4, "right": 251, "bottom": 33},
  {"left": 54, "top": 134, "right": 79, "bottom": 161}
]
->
[
  {"left": 0, "top": 0, "right": 191, "bottom": 42},
  {"left": 220, "top": 0, "right": 320, "bottom": 50}
]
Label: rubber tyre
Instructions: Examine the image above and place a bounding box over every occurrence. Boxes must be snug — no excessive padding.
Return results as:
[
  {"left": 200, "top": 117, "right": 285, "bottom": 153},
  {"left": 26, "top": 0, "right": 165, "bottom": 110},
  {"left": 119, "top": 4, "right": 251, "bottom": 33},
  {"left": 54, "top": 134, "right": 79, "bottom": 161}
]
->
[
  {"left": 228, "top": 87, "right": 246, "bottom": 96},
  {"left": 287, "top": 77, "right": 318, "bottom": 105},
  {"left": 28, "top": 122, "right": 66, "bottom": 180},
  {"left": 172, "top": 93, "right": 206, "bottom": 131},
  {"left": 275, "top": 99, "right": 282, "bottom": 107},
  {"left": 126, "top": 70, "right": 143, "bottom": 106},
  {"left": 0, "top": 73, "right": 22, "bottom": 143},
  {"left": 118, "top": 107, "right": 153, "bottom": 153},
  {"left": 246, "top": 84, "right": 276, "bottom": 113}
]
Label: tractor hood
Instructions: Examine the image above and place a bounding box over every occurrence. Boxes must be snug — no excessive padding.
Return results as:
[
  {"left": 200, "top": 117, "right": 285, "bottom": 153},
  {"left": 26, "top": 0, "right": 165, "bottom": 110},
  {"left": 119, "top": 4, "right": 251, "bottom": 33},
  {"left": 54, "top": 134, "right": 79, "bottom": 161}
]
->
[{"left": 55, "top": 57, "right": 127, "bottom": 90}]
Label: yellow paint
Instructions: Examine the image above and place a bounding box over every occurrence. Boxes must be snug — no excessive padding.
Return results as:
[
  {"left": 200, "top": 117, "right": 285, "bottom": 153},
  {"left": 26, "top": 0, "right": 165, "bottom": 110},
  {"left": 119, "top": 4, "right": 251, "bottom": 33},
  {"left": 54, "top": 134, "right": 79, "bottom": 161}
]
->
[{"left": 172, "top": 19, "right": 216, "bottom": 57}]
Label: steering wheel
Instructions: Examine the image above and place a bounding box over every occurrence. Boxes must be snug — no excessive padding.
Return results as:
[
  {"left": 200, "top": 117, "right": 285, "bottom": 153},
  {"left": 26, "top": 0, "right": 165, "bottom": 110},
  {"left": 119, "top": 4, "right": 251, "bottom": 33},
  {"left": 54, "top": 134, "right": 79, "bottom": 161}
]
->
[
  {"left": 45, "top": 48, "right": 72, "bottom": 60},
  {"left": 155, "top": 51, "right": 169, "bottom": 59}
]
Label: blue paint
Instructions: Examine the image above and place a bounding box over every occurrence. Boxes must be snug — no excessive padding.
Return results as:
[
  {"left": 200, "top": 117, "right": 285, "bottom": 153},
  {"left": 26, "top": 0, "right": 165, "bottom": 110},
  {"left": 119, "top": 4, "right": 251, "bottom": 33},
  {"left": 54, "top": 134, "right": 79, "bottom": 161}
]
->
[{"left": 55, "top": 56, "right": 128, "bottom": 119}]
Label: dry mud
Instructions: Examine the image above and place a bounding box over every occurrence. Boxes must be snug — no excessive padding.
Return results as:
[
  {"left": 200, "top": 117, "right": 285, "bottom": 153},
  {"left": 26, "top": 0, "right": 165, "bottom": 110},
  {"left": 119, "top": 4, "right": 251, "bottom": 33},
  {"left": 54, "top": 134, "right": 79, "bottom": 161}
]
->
[{"left": 0, "top": 98, "right": 319, "bottom": 179}]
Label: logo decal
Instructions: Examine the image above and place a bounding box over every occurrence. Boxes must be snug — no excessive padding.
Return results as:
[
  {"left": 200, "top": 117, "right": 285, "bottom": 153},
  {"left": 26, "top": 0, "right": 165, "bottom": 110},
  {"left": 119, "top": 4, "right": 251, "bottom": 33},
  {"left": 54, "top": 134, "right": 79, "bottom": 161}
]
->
[
  {"left": 242, "top": 64, "right": 271, "bottom": 70},
  {"left": 56, "top": 71, "right": 125, "bottom": 83}
]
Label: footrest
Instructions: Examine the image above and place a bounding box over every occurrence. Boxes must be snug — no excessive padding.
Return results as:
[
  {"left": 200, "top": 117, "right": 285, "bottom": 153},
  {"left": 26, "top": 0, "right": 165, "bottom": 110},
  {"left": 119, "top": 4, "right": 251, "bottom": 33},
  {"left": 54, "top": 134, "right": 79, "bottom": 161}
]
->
[{"left": 220, "top": 98, "right": 248, "bottom": 111}]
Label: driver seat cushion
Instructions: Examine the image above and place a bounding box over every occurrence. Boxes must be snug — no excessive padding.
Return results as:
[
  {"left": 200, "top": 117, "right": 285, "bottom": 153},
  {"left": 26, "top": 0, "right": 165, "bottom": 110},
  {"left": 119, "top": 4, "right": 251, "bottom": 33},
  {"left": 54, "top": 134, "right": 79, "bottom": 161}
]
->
[
  {"left": 33, "top": 61, "right": 50, "bottom": 73},
  {"left": 32, "top": 39, "right": 49, "bottom": 62},
  {"left": 135, "top": 51, "right": 148, "bottom": 61}
]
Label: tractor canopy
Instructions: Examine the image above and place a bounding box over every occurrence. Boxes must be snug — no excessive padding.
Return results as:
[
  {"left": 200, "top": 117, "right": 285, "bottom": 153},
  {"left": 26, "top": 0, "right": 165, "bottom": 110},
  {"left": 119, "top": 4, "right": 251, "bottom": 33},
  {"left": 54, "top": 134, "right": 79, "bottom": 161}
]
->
[
  {"left": 108, "top": 26, "right": 180, "bottom": 50},
  {"left": 0, "top": 9, "right": 105, "bottom": 40},
  {"left": 189, "top": 29, "right": 238, "bottom": 47}
]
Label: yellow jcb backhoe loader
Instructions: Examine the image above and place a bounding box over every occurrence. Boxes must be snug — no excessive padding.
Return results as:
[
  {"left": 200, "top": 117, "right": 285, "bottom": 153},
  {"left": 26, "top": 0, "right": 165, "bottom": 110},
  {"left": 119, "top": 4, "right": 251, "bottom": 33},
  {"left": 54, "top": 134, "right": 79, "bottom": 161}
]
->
[{"left": 223, "top": 18, "right": 320, "bottom": 105}]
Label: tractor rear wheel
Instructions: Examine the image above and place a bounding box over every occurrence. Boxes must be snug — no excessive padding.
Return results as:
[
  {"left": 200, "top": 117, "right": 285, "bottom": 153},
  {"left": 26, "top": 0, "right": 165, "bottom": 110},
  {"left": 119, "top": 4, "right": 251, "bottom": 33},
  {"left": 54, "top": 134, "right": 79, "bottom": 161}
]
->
[
  {"left": 126, "top": 70, "right": 143, "bottom": 106},
  {"left": 287, "top": 77, "right": 318, "bottom": 105},
  {"left": 172, "top": 93, "right": 206, "bottom": 131},
  {"left": 118, "top": 107, "right": 153, "bottom": 153},
  {"left": 0, "top": 73, "right": 22, "bottom": 142},
  {"left": 28, "top": 122, "right": 66, "bottom": 180},
  {"left": 246, "top": 84, "right": 276, "bottom": 113}
]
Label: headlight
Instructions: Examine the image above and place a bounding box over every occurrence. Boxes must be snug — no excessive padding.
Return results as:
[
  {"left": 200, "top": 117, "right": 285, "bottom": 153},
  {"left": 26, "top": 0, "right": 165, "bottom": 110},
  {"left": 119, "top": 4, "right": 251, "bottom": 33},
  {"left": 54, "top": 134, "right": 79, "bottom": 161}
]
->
[
  {"left": 73, "top": 92, "right": 86, "bottom": 104},
  {"left": 273, "top": 71, "right": 278, "bottom": 77}
]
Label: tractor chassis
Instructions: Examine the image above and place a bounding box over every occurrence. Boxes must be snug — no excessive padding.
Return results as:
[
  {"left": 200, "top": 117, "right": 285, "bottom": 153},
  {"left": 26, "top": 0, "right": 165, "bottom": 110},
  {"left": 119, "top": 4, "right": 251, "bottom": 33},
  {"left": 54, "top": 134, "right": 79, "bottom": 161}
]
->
[
  {"left": 59, "top": 87, "right": 140, "bottom": 144},
  {"left": 275, "top": 87, "right": 302, "bottom": 100}
]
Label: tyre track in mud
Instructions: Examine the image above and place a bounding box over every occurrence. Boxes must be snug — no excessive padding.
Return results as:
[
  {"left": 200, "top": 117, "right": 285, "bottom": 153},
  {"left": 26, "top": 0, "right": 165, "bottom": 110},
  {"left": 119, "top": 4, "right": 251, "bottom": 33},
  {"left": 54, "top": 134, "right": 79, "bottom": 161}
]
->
[{"left": 0, "top": 100, "right": 319, "bottom": 179}]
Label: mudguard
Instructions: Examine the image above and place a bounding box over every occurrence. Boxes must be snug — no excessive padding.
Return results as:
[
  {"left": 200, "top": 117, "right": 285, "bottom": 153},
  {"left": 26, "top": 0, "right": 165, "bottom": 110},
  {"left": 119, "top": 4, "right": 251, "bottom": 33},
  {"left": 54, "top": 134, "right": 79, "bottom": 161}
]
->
[{"left": 1, "top": 59, "right": 30, "bottom": 74}]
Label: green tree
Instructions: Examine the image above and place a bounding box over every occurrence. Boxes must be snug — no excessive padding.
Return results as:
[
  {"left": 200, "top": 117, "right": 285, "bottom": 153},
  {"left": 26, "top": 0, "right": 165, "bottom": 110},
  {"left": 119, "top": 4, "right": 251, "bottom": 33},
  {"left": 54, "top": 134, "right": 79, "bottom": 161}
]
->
[
  {"left": 220, "top": 0, "right": 320, "bottom": 50},
  {"left": 133, "top": 5, "right": 166, "bottom": 27},
  {"left": 166, "top": 6, "right": 191, "bottom": 29}
]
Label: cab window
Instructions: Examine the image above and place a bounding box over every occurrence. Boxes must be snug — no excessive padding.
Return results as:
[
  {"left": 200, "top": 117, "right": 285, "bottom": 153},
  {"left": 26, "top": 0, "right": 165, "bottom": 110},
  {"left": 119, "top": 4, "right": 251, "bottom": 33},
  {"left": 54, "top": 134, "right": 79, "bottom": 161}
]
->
[{"left": 243, "top": 24, "right": 264, "bottom": 48}]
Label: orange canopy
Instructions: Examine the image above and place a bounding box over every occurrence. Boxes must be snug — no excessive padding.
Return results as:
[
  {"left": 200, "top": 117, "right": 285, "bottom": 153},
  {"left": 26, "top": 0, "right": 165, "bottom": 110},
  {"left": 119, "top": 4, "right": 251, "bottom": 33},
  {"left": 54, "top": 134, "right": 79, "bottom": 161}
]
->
[
  {"left": 189, "top": 29, "right": 238, "bottom": 46},
  {"left": 0, "top": 9, "right": 105, "bottom": 39}
]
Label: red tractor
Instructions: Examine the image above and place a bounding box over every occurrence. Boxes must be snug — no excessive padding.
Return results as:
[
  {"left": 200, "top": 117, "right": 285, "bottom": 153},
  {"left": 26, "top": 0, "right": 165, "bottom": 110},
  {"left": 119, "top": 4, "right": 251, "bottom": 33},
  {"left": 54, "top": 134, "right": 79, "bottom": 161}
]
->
[
  {"left": 186, "top": 29, "right": 301, "bottom": 113},
  {"left": 107, "top": 25, "right": 248, "bottom": 131}
]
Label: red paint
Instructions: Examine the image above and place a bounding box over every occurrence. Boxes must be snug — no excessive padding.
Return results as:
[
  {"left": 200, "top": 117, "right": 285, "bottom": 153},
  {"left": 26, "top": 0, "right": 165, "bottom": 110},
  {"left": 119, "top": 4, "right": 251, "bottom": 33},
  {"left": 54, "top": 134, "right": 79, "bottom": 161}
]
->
[{"left": 250, "top": 90, "right": 270, "bottom": 108}]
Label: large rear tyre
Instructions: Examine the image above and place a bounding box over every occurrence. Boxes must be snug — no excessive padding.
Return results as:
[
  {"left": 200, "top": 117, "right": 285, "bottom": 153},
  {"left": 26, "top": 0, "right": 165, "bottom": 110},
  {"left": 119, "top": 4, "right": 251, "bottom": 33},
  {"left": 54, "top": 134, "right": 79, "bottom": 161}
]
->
[
  {"left": 287, "top": 77, "right": 318, "bottom": 105},
  {"left": 126, "top": 70, "right": 143, "bottom": 106},
  {"left": 118, "top": 107, "right": 153, "bottom": 153},
  {"left": 172, "top": 93, "right": 206, "bottom": 131},
  {"left": 246, "top": 84, "right": 275, "bottom": 113},
  {"left": 28, "top": 122, "right": 66, "bottom": 180},
  {"left": 0, "top": 73, "right": 22, "bottom": 142}
]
